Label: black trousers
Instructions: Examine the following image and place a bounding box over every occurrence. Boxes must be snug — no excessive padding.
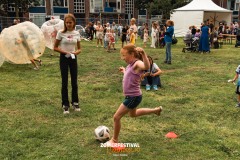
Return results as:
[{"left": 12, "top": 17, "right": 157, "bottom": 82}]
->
[{"left": 60, "top": 54, "right": 79, "bottom": 106}]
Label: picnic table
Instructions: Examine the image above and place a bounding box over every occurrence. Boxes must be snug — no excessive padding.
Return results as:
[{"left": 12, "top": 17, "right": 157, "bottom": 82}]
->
[{"left": 218, "top": 34, "right": 236, "bottom": 44}]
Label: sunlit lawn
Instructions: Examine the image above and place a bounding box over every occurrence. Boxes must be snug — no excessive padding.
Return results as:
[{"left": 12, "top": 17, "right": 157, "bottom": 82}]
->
[{"left": 0, "top": 38, "right": 240, "bottom": 160}]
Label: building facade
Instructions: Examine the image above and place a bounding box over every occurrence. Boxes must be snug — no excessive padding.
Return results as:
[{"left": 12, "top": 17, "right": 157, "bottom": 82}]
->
[
  {"left": 28, "top": 0, "right": 138, "bottom": 26},
  {"left": 212, "top": 0, "right": 240, "bottom": 22}
]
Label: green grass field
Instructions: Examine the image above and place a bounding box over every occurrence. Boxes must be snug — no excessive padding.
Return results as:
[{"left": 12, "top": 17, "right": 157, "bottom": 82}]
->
[{"left": 1, "top": 38, "right": 240, "bottom": 160}]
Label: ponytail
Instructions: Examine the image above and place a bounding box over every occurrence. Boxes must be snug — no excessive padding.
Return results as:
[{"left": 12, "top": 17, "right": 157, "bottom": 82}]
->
[{"left": 122, "top": 44, "right": 142, "bottom": 60}]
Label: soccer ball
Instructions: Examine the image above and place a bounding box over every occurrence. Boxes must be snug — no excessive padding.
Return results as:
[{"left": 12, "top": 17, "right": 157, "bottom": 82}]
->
[{"left": 94, "top": 126, "right": 110, "bottom": 142}]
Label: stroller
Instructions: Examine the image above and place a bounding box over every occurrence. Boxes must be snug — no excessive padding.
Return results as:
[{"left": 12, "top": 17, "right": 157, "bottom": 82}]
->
[
  {"left": 182, "top": 33, "right": 199, "bottom": 52},
  {"left": 235, "top": 29, "right": 240, "bottom": 48}
]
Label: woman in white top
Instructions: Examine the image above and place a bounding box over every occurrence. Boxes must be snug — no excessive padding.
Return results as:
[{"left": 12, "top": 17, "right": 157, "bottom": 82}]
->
[
  {"left": 151, "top": 22, "right": 158, "bottom": 48},
  {"left": 96, "top": 21, "right": 103, "bottom": 47},
  {"left": 54, "top": 14, "right": 81, "bottom": 114}
]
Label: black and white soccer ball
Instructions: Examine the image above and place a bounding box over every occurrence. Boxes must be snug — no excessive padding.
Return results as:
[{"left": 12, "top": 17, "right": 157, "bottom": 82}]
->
[{"left": 94, "top": 126, "right": 110, "bottom": 142}]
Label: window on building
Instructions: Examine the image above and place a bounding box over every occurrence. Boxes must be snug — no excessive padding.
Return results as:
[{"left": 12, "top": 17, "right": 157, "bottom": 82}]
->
[
  {"left": 74, "top": 0, "right": 85, "bottom": 13},
  {"left": 29, "top": 0, "right": 45, "bottom": 6},
  {"left": 230, "top": 0, "right": 235, "bottom": 10},
  {"left": 109, "top": 2, "right": 116, "bottom": 8},
  {"left": 118, "top": 2, "right": 120, "bottom": 10},
  {"left": 53, "top": 0, "right": 68, "bottom": 7},
  {"left": 125, "top": 0, "right": 134, "bottom": 14},
  {"left": 236, "top": 0, "right": 240, "bottom": 11},
  {"left": 7, "top": 3, "right": 23, "bottom": 12},
  {"left": 90, "top": 0, "right": 94, "bottom": 9},
  {"left": 95, "top": 0, "right": 103, "bottom": 10},
  {"left": 90, "top": 0, "right": 102, "bottom": 12},
  {"left": 220, "top": 0, "right": 224, "bottom": 7},
  {"left": 65, "top": 0, "right": 68, "bottom": 7},
  {"left": 8, "top": 3, "right": 15, "bottom": 12}
]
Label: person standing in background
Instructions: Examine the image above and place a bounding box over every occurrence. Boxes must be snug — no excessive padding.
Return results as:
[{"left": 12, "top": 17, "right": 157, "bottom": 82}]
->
[
  {"left": 164, "top": 20, "right": 174, "bottom": 64},
  {"left": 129, "top": 18, "right": 138, "bottom": 42},
  {"left": 199, "top": 22, "right": 210, "bottom": 53},
  {"left": 112, "top": 22, "right": 118, "bottom": 43},
  {"left": 96, "top": 21, "right": 104, "bottom": 48},
  {"left": 150, "top": 22, "right": 158, "bottom": 48},
  {"left": 54, "top": 14, "right": 81, "bottom": 114}
]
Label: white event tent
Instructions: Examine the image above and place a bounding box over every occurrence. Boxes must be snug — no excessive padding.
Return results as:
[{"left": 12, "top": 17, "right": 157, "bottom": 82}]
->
[{"left": 170, "top": 0, "right": 232, "bottom": 37}]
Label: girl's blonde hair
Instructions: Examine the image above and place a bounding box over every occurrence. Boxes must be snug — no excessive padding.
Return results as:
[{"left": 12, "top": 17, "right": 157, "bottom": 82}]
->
[
  {"left": 62, "top": 13, "right": 76, "bottom": 33},
  {"left": 122, "top": 44, "right": 142, "bottom": 60},
  {"left": 131, "top": 18, "right": 136, "bottom": 23}
]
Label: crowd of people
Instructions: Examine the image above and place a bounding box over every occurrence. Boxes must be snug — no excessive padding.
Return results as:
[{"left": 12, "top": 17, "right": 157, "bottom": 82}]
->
[
  {"left": 184, "top": 19, "right": 239, "bottom": 53},
  {"left": 83, "top": 19, "right": 175, "bottom": 52},
  {"left": 80, "top": 19, "right": 176, "bottom": 92}
]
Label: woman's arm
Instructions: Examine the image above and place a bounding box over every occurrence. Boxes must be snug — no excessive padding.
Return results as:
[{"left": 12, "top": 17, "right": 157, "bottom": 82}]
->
[
  {"left": 232, "top": 73, "right": 238, "bottom": 82},
  {"left": 135, "top": 47, "right": 150, "bottom": 71},
  {"left": 73, "top": 41, "right": 81, "bottom": 55},
  {"left": 151, "top": 68, "right": 162, "bottom": 77}
]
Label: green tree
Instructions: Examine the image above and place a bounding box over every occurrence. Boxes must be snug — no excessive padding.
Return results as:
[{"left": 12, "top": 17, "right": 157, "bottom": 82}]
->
[
  {"left": 0, "top": 0, "right": 8, "bottom": 16},
  {"left": 134, "top": 0, "right": 191, "bottom": 19},
  {"left": 0, "top": 0, "right": 41, "bottom": 17}
]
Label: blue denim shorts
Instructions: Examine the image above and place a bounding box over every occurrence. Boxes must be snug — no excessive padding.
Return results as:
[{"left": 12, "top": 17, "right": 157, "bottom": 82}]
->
[{"left": 123, "top": 95, "right": 142, "bottom": 109}]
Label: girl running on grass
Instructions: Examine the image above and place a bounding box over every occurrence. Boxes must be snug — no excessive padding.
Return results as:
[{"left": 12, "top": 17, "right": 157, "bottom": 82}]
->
[{"left": 106, "top": 44, "right": 162, "bottom": 145}]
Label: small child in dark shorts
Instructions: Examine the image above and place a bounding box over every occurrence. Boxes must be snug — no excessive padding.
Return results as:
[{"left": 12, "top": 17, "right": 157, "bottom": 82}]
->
[
  {"left": 230, "top": 65, "right": 240, "bottom": 108},
  {"left": 121, "top": 25, "right": 128, "bottom": 48}
]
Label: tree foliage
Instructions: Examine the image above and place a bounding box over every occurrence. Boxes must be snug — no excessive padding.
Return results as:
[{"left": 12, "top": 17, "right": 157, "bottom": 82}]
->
[
  {"left": 0, "top": 0, "right": 41, "bottom": 17},
  {"left": 134, "top": 0, "right": 191, "bottom": 19}
]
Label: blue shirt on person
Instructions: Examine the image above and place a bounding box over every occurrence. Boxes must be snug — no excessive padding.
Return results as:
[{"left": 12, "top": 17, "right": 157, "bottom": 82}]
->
[{"left": 164, "top": 26, "right": 174, "bottom": 43}]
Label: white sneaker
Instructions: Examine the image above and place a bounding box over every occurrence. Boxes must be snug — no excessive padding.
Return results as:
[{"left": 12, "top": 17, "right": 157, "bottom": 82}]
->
[
  {"left": 33, "top": 67, "right": 39, "bottom": 70},
  {"left": 72, "top": 102, "right": 81, "bottom": 111},
  {"left": 63, "top": 105, "right": 70, "bottom": 114}
]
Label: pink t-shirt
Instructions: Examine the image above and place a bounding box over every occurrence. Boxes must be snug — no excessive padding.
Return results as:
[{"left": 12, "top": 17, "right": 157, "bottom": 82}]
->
[{"left": 123, "top": 61, "right": 143, "bottom": 96}]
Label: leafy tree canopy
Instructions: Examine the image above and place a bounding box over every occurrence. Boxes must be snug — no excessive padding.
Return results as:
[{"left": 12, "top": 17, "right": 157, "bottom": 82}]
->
[{"left": 135, "top": 0, "right": 191, "bottom": 19}]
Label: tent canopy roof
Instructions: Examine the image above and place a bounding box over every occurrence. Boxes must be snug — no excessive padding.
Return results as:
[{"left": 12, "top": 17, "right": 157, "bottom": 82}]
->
[{"left": 174, "top": 0, "right": 232, "bottom": 12}]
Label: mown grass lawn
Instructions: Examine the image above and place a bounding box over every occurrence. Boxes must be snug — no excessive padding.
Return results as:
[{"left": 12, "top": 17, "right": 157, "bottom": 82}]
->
[{"left": 0, "top": 38, "right": 240, "bottom": 160}]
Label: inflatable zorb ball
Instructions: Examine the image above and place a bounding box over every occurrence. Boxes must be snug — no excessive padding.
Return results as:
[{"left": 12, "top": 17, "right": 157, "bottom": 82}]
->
[
  {"left": 94, "top": 126, "right": 110, "bottom": 142},
  {"left": 0, "top": 53, "right": 4, "bottom": 67},
  {"left": 41, "top": 19, "right": 64, "bottom": 49},
  {"left": 0, "top": 38, "right": 5, "bottom": 67},
  {"left": 0, "top": 21, "right": 45, "bottom": 64}
]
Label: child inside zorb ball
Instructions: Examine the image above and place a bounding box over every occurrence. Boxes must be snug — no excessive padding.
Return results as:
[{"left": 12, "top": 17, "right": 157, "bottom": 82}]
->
[{"left": 0, "top": 21, "right": 45, "bottom": 70}]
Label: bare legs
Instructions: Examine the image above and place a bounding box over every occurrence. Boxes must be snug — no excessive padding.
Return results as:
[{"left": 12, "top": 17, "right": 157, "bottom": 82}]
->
[
  {"left": 30, "top": 59, "right": 42, "bottom": 70},
  {"left": 97, "top": 39, "right": 103, "bottom": 47},
  {"left": 107, "top": 103, "right": 162, "bottom": 143},
  {"left": 128, "top": 106, "right": 162, "bottom": 117}
]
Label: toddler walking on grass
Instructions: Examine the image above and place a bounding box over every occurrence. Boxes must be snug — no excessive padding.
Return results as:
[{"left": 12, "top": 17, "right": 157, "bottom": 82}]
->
[{"left": 105, "top": 44, "right": 162, "bottom": 145}]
